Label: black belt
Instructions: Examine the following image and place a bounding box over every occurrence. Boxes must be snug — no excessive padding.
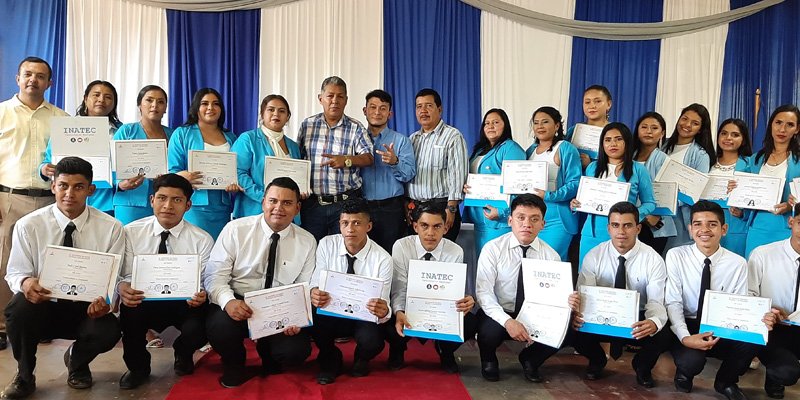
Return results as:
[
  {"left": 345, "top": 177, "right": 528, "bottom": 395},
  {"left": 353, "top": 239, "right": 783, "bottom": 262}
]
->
[
  {"left": 0, "top": 184, "right": 53, "bottom": 197},
  {"left": 367, "top": 195, "right": 404, "bottom": 207},
  {"left": 313, "top": 189, "right": 361, "bottom": 206}
]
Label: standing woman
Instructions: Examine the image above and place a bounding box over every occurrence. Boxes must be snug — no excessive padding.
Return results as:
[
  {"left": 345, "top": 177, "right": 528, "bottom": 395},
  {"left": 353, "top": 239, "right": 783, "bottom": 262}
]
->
[
  {"left": 566, "top": 85, "right": 613, "bottom": 168},
  {"left": 570, "top": 123, "right": 656, "bottom": 264},
  {"left": 633, "top": 112, "right": 673, "bottom": 255},
  {"left": 526, "top": 106, "right": 582, "bottom": 260},
  {"left": 231, "top": 94, "right": 301, "bottom": 218},
  {"left": 112, "top": 85, "right": 173, "bottom": 225},
  {"left": 463, "top": 108, "right": 526, "bottom": 254},
  {"left": 168, "top": 88, "right": 239, "bottom": 240},
  {"left": 711, "top": 119, "right": 752, "bottom": 257},
  {"left": 661, "top": 103, "right": 716, "bottom": 251}
]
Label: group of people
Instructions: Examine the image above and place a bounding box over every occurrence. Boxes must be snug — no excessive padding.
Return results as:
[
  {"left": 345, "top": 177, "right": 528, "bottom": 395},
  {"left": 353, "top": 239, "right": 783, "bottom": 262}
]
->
[{"left": 0, "top": 54, "right": 799, "bottom": 400}]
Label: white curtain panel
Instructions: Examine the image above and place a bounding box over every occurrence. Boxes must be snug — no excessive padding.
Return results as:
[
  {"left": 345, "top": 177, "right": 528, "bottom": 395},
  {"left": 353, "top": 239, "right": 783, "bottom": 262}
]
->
[
  {"left": 655, "top": 0, "right": 729, "bottom": 139},
  {"left": 481, "top": 0, "right": 575, "bottom": 150},
  {"left": 65, "top": 0, "right": 170, "bottom": 124},
  {"left": 258, "top": 0, "right": 383, "bottom": 139}
]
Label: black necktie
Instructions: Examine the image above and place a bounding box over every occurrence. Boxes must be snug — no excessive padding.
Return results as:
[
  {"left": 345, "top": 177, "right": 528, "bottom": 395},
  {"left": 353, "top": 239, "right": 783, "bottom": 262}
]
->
[
  {"left": 794, "top": 257, "right": 800, "bottom": 312},
  {"left": 158, "top": 231, "right": 170, "bottom": 254},
  {"left": 696, "top": 258, "right": 712, "bottom": 322},
  {"left": 514, "top": 245, "right": 531, "bottom": 314},
  {"left": 423, "top": 252, "right": 433, "bottom": 261},
  {"left": 346, "top": 254, "right": 357, "bottom": 275},
  {"left": 264, "top": 233, "right": 280, "bottom": 289},
  {"left": 610, "top": 255, "right": 627, "bottom": 360},
  {"left": 62, "top": 223, "right": 76, "bottom": 248}
]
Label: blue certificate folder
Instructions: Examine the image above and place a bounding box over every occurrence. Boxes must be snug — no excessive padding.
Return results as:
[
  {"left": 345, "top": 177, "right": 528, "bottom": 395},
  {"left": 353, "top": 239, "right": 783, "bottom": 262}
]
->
[
  {"left": 577, "top": 286, "right": 639, "bottom": 339},
  {"left": 464, "top": 198, "right": 508, "bottom": 209},
  {"left": 698, "top": 323, "right": 767, "bottom": 346},
  {"left": 578, "top": 322, "right": 634, "bottom": 339},
  {"left": 404, "top": 327, "right": 464, "bottom": 343},
  {"left": 698, "top": 290, "right": 770, "bottom": 346}
]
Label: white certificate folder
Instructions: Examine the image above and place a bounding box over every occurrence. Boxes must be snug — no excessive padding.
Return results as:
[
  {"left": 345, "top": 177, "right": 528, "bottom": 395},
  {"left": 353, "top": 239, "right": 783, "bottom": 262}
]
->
[
  {"left": 404, "top": 260, "right": 467, "bottom": 343},
  {"left": 39, "top": 245, "right": 121, "bottom": 304},
  {"left": 577, "top": 286, "right": 640, "bottom": 339}
]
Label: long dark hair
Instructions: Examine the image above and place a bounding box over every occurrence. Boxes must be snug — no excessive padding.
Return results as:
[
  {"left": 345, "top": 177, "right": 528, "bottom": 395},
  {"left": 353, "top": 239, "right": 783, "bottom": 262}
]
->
[
  {"left": 530, "top": 106, "right": 564, "bottom": 152},
  {"left": 595, "top": 122, "right": 634, "bottom": 182},
  {"left": 662, "top": 103, "right": 716, "bottom": 166},
  {"left": 754, "top": 104, "right": 800, "bottom": 164},
  {"left": 77, "top": 80, "right": 122, "bottom": 128},
  {"left": 632, "top": 111, "right": 667, "bottom": 159},
  {"left": 471, "top": 108, "right": 513, "bottom": 158},
  {"left": 715, "top": 118, "right": 752, "bottom": 160},
  {"left": 184, "top": 88, "right": 227, "bottom": 131}
]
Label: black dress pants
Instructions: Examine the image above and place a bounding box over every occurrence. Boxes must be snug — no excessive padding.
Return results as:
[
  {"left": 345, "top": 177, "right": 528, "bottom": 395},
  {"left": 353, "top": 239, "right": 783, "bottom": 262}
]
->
[
  {"left": 758, "top": 323, "right": 800, "bottom": 386},
  {"left": 571, "top": 315, "right": 673, "bottom": 371},
  {"left": 310, "top": 307, "right": 385, "bottom": 371}
]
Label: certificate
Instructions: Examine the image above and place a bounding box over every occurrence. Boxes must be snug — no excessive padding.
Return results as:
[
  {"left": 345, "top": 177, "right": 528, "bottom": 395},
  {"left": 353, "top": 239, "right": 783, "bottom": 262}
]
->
[
  {"left": 699, "top": 290, "right": 770, "bottom": 345},
  {"left": 577, "top": 286, "right": 640, "bottom": 339},
  {"left": 575, "top": 176, "right": 630, "bottom": 216},
  {"left": 654, "top": 158, "right": 709, "bottom": 205},
  {"left": 188, "top": 150, "right": 238, "bottom": 190},
  {"left": 789, "top": 178, "right": 800, "bottom": 200},
  {"left": 521, "top": 259, "right": 573, "bottom": 308},
  {"left": 700, "top": 175, "right": 732, "bottom": 208},
  {"left": 39, "top": 245, "right": 120, "bottom": 303},
  {"left": 404, "top": 260, "right": 467, "bottom": 342},
  {"left": 318, "top": 270, "right": 383, "bottom": 323},
  {"left": 516, "top": 302, "right": 571, "bottom": 348},
  {"left": 114, "top": 140, "right": 168, "bottom": 180},
  {"left": 464, "top": 173, "right": 509, "bottom": 209},
  {"left": 727, "top": 171, "right": 785, "bottom": 212},
  {"left": 784, "top": 309, "right": 800, "bottom": 326},
  {"left": 264, "top": 156, "right": 311, "bottom": 194},
  {"left": 651, "top": 181, "right": 678, "bottom": 216},
  {"left": 50, "top": 116, "right": 110, "bottom": 157},
  {"left": 131, "top": 254, "right": 200, "bottom": 300},
  {"left": 244, "top": 282, "right": 313, "bottom": 339},
  {"left": 500, "top": 160, "right": 548, "bottom": 194},
  {"left": 570, "top": 123, "right": 602, "bottom": 158},
  {"left": 52, "top": 154, "right": 112, "bottom": 188}
]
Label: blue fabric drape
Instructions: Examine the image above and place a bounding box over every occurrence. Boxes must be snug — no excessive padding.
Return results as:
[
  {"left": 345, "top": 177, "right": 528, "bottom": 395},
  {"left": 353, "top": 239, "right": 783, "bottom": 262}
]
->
[
  {"left": 383, "top": 0, "right": 482, "bottom": 152},
  {"left": 166, "top": 9, "right": 260, "bottom": 136},
  {"left": 0, "top": 0, "right": 66, "bottom": 107},
  {"left": 567, "top": 0, "right": 662, "bottom": 130},
  {"left": 718, "top": 0, "right": 800, "bottom": 152}
]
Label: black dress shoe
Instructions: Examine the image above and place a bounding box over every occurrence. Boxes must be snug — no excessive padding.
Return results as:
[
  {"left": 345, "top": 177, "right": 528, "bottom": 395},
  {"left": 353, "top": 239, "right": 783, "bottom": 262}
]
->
[
  {"left": 351, "top": 359, "right": 370, "bottom": 377},
  {"left": 521, "top": 361, "right": 542, "bottom": 383},
  {"left": 0, "top": 333, "right": 7, "bottom": 351},
  {"left": 316, "top": 370, "right": 338, "bottom": 385},
  {"left": 1, "top": 374, "right": 35, "bottom": 399},
  {"left": 481, "top": 361, "right": 500, "bottom": 382},
  {"left": 765, "top": 377, "right": 785, "bottom": 399},
  {"left": 63, "top": 346, "right": 92, "bottom": 389},
  {"left": 387, "top": 348, "right": 405, "bottom": 371},
  {"left": 439, "top": 352, "right": 460, "bottom": 374},
  {"left": 674, "top": 371, "right": 693, "bottom": 393},
  {"left": 219, "top": 367, "right": 251, "bottom": 388},
  {"left": 635, "top": 368, "right": 655, "bottom": 388},
  {"left": 174, "top": 354, "right": 195, "bottom": 376},
  {"left": 715, "top": 383, "right": 748, "bottom": 400},
  {"left": 585, "top": 364, "right": 604, "bottom": 381},
  {"left": 119, "top": 370, "right": 150, "bottom": 390}
]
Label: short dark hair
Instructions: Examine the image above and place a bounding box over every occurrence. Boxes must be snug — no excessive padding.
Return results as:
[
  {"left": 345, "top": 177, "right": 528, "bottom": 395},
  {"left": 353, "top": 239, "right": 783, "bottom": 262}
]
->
[
  {"left": 609, "top": 201, "right": 639, "bottom": 223},
  {"left": 137, "top": 85, "right": 168, "bottom": 106},
  {"left": 18, "top": 56, "right": 52, "bottom": 80},
  {"left": 510, "top": 194, "right": 546, "bottom": 216},
  {"left": 415, "top": 88, "right": 441, "bottom": 107},
  {"left": 340, "top": 197, "right": 371, "bottom": 221},
  {"left": 320, "top": 76, "right": 348, "bottom": 95},
  {"left": 54, "top": 157, "right": 93, "bottom": 182},
  {"left": 365, "top": 89, "right": 392, "bottom": 109},
  {"left": 690, "top": 200, "right": 725, "bottom": 225},
  {"left": 153, "top": 173, "right": 193, "bottom": 199},
  {"left": 265, "top": 177, "right": 301, "bottom": 202},
  {"left": 584, "top": 84, "right": 612, "bottom": 101},
  {"left": 794, "top": 203, "right": 800, "bottom": 217},
  {"left": 412, "top": 201, "right": 447, "bottom": 223}
]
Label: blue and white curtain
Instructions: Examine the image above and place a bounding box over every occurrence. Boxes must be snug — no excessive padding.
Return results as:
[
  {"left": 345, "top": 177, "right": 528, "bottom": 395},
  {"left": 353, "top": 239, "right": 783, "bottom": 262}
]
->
[{"left": 1, "top": 0, "right": 797, "bottom": 153}]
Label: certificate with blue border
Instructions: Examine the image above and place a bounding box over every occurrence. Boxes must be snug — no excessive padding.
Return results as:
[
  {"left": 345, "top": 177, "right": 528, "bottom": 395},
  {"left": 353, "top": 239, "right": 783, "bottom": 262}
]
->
[
  {"left": 577, "top": 286, "right": 640, "bottom": 339},
  {"left": 464, "top": 173, "right": 509, "bottom": 209},
  {"left": 403, "top": 260, "right": 467, "bottom": 342},
  {"left": 699, "top": 290, "right": 770, "bottom": 346}
]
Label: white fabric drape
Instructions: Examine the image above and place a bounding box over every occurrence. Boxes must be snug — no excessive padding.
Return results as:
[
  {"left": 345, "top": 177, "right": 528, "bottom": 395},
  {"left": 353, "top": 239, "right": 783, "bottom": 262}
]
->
[
  {"left": 258, "top": 0, "right": 382, "bottom": 139},
  {"left": 480, "top": 0, "right": 574, "bottom": 150},
  {"left": 123, "top": 0, "right": 296, "bottom": 11},
  {"left": 66, "top": 0, "right": 170, "bottom": 124},
  {"left": 655, "top": 0, "right": 729, "bottom": 139}
]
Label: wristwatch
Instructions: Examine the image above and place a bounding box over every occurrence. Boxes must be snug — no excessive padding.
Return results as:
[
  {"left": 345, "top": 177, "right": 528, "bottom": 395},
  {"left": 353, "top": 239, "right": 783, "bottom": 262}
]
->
[
  {"left": 344, "top": 157, "right": 353, "bottom": 167},
  {"left": 447, "top": 205, "right": 458, "bottom": 213}
]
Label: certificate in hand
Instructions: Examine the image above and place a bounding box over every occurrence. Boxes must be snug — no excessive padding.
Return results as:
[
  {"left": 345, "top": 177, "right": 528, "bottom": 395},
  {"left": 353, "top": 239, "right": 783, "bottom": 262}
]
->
[
  {"left": 404, "top": 260, "right": 467, "bottom": 342},
  {"left": 789, "top": 178, "right": 800, "bottom": 200},
  {"left": 521, "top": 259, "right": 572, "bottom": 308},
  {"left": 500, "top": 160, "right": 548, "bottom": 194},
  {"left": 699, "top": 290, "right": 770, "bottom": 345},
  {"left": 188, "top": 150, "right": 238, "bottom": 190},
  {"left": 575, "top": 176, "right": 630, "bottom": 216},
  {"left": 577, "top": 286, "right": 640, "bottom": 339},
  {"left": 784, "top": 309, "right": 800, "bottom": 326},
  {"left": 131, "top": 254, "right": 200, "bottom": 300},
  {"left": 654, "top": 158, "right": 709, "bottom": 205},
  {"left": 39, "top": 245, "right": 120, "bottom": 303},
  {"left": 264, "top": 156, "right": 311, "bottom": 194},
  {"left": 50, "top": 116, "right": 110, "bottom": 157},
  {"left": 464, "top": 173, "right": 509, "bottom": 209},
  {"left": 651, "top": 181, "right": 678, "bottom": 216},
  {"left": 727, "top": 171, "right": 785, "bottom": 212},
  {"left": 700, "top": 175, "right": 732, "bottom": 208},
  {"left": 570, "top": 123, "right": 602, "bottom": 158},
  {"left": 516, "top": 302, "right": 571, "bottom": 348},
  {"left": 114, "top": 139, "right": 168, "bottom": 180},
  {"left": 244, "top": 282, "right": 313, "bottom": 339},
  {"left": 318, "top": 270, "right": 383, "bottom": 323}
]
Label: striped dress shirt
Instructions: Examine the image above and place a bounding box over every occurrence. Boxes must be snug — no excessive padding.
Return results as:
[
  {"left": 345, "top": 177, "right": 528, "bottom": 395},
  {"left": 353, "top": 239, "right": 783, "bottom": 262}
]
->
[{"left": 407, "top": 119, "right": 468, "bottom": 201}]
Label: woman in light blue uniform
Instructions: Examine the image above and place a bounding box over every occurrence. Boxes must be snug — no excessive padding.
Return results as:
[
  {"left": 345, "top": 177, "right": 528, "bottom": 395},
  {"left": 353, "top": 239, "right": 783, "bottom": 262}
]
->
[
  {"left": 734, "top": 105, "right": 800, "bottom": 257},
  {"left": 565, "top": 85, "right": 612, "bottom": 169},
  {"left": 168, "top": 88, "right": 238, "bottom": 240},
  {"left": 633, "top": 112, "right": 673, "bottom": 255},
  {"left": 231, "top": 94, "right": 301, "bottom": 218},
  {"left": 526, "top": 106, "right": 581, "bottom": 260},
  {"left": 571, "top": 123, "right": 656, "bottom": 265},
  {"left": 463, "top": 108, "right": 526, "bottom": 255},
  {"left": 661, "top": 104, "right": 716, "bottom": 252},
  {"left": 113, "top": 85, "right": 173, "bottom": 225},
  {"left": 711, "top": 119, "right": 752, "bottom": 257}
]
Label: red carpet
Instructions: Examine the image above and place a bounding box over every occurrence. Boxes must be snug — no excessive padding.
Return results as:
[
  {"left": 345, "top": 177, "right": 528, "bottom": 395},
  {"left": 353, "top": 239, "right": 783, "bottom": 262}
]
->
[{"left": 166, "top": 339, "right": 472, "bottom": 400}]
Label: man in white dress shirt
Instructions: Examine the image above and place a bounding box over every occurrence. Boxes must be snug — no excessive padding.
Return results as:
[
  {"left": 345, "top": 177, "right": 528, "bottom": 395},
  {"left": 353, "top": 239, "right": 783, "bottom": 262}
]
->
[
  {"left": 666, "top": 200, "right": 777, "bottom": 400},
  {"left": 2, "top": 157, "right": 124, "bottom": 399},
  {"left": 204, "top": 177, "right": 317, "bottom": 388},
  {"left": 116, "top": 174, "right": 215, "bottom": 389},
  {"left": 309, "top": 198, "right": 392, "bottom": 384},
  {"left": 747, "top": 204, "right": 800, "bottom": 399},
  {"left": 575, "top": 201, "right": 671, "bottom": 388},
  {"left": 387, "top": 202, "right": 477, "bottom": 373}
]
